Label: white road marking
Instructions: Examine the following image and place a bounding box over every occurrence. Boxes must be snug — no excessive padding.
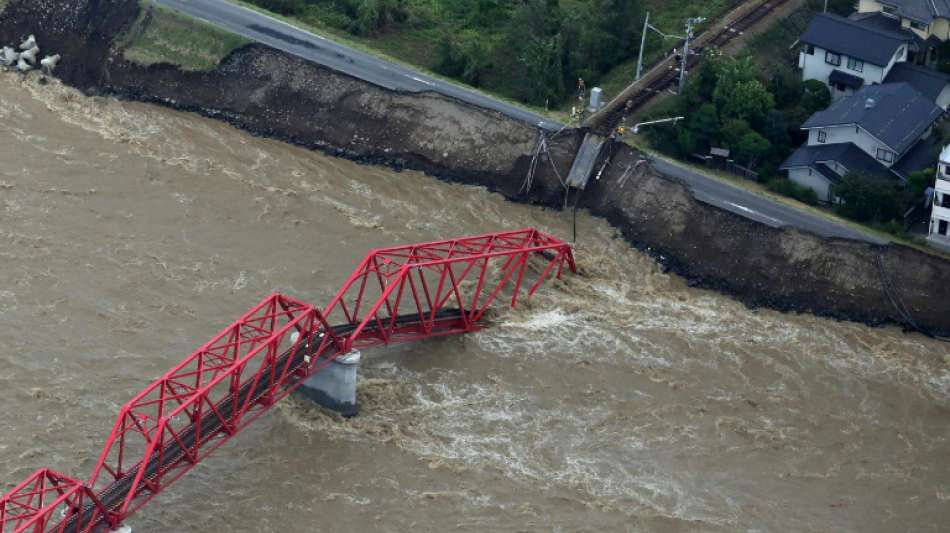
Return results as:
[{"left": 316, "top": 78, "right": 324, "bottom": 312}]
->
[
  {"left": 411, "top": 76, "right": 435, "bottom": 86},
  {"left": 725, "top": 202, "right": 784, "bottom": 225}
]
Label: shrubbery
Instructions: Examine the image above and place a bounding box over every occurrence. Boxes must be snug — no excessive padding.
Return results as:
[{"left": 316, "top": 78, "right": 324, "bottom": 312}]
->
[
  {"left": 245, "top": 0, "right": 646, "bottom": 106},
  {"left": 766, "top": 177, "right": 819, "bottom": 206},
  {"left": 646, "top": 54, "right": 828, "bottom": 171}
]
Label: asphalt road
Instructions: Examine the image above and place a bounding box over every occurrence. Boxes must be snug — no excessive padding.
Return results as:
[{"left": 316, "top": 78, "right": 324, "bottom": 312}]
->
[
  {"left": 650, "top": 158, "right": 887, "bottom": 243},
  {"left": 151, "top": 0, "right": 560, "bottom": 130},
  {"left": 150, "top": 0, "right": 886, "bottom": 244}
]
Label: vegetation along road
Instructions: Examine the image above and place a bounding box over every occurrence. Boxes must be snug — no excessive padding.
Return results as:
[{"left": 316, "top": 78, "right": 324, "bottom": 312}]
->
[{"left": 150, "top": 0, "right": 885, "bottom": 244}]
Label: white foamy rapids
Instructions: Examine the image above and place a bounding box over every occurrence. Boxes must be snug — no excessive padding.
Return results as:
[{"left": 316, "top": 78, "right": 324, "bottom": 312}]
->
[{"left": 279, "top": 374, "right": 736, "bottom": 527}]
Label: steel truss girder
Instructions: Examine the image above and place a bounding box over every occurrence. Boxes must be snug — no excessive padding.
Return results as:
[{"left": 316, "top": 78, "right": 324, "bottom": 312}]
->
[{"left": 0, "top": 228, "right": 575, "bottom": 532}]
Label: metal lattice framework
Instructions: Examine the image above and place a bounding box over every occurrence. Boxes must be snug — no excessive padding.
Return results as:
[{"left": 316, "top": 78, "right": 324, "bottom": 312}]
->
[{"left": 0, "top": 228, "right": 575, "bottom": 532}]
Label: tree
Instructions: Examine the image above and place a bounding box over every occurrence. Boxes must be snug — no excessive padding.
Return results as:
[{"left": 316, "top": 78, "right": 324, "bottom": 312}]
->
[
  {"left": 676, "top": 128, "right": 698, "bottom": 158},
  {"left": 689, "top": 103, "right": 720, "bottom": 149},
  {"left": 906, "top": 168, "right": 935, "bottom": 206},
  {"left": 721, "top": 118, "right": 753, "bottom": 149},
  {"left": 800, "top": 79, "right": 831, "bottom": 115},
  {"left": 735, "top": 131, "right": 771, "bottom": 168},
  {"left": 768, "top": 66, "right": 803, "bottom": 109},
  {"left": 251, "top": 0, "right": 305, "bottom": 16},
  {"left": 832, "top": 174, "right": 904, "bottom": 223},
  {"left": 716, "top": 79, "right": 774, "bottom": 126},
  {"left": 682, "top": 51, "right": 726, "bottom": 107},
  {"left": 712, "top": 57, "right": 774, "bottom": 126},
  {"left": 346, "top": 0, "right": 410, "bottom": 36},
  {"left": 497, "top": 0, "right": 567, "bottom": 104},
  {"left": 437, "top": 29, "right": 493, "bottom": 85},
  {"left": 761, "top": 109, "right": 789, "bottom": 147}
]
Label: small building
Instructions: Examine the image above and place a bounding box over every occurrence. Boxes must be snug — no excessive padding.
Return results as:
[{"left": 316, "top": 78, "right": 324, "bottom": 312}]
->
[
  {"left": 799, "top": 13, "right": 913, "bottom": 97},
  {"left": 780, "top": 82, "right": 943, "bottom": 201},
  {"left": 929, "top": 144, "right": 950, "bottom": 250}
]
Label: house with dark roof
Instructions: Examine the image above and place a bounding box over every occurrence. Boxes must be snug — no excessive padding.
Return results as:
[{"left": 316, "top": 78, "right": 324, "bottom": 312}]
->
[
  {"left": 859, "top": 0, "right": 950, "bottom": 43},
  {"left": 884, "top": 62, "right": 950, "bottom": 108},
  {"left": 798, "top": 13, "right": 913, "bottom": 97},
  {"left": 780, "top": 83, "right": 944, "bottom": 201},
  {"left": 850, "top": 10, "right": 941, "bottom": 66}
]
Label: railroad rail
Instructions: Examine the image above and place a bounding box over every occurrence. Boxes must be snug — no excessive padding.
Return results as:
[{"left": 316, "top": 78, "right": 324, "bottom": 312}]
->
[
  {"left": 0, "top": 228, "right": 576, "bottom": 533},
  {"left": 585, "top": 0, "right": 791, "bottom": 133}
]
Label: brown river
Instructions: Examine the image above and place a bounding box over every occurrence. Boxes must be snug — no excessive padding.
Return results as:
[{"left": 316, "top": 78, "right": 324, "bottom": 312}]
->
[{"left": 0, "top": 73, "right": 948, "bottom": 532}]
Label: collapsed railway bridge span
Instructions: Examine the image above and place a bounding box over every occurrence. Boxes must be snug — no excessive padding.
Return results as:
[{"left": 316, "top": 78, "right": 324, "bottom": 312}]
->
[{"left": 0, "top": 228, "right": 576, "bottom": 533}]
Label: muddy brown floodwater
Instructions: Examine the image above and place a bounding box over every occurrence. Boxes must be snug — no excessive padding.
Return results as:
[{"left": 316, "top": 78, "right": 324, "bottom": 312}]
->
[{"left": 0, "top": 74, "right": 948, "bottom": 532}]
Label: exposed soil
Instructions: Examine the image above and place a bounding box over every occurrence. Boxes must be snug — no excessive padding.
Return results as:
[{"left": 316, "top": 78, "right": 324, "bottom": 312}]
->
[{"left": 2, "top": 0, "right": 949, "bottom": 336}]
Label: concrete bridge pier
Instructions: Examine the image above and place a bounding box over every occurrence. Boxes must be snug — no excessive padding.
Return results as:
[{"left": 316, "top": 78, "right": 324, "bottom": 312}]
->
[{"left": 297, "top": 351, "right": 361, "bottom": 417}]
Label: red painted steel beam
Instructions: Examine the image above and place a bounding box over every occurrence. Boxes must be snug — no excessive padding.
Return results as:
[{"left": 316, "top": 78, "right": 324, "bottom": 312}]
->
[{"left": 0, "top": 228, "right": 575, "bottom": 532}]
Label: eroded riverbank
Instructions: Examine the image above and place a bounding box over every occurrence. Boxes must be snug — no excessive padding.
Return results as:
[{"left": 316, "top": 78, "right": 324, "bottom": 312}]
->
[
  {"left": 0, "top": 72, "right": 948, "bottom": 532},
  {"left": 4, "top": 0, "right": 945, "bottom": 334}
]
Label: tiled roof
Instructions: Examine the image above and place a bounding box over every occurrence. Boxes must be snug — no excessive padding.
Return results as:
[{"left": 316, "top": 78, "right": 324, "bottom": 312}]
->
[
  {"left": 801, "top": 83, "right": 943, "bottom": 154},
  {"left": 879, "top": 0, "right": 950, "bottom": 23},
  {"left": 780, "top": 143, "right": 896, "bottom": 181},
  {"left": 884, "top": 62, "right": 950, "bottom": 105},
  {"left": 801, "top": 13, "right": 913, "bottom": 66}
]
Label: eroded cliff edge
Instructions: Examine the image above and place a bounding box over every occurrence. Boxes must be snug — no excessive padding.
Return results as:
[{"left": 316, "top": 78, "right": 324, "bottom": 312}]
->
[{"left": 2, "top": 0, "right": 949, "bottom": 335}]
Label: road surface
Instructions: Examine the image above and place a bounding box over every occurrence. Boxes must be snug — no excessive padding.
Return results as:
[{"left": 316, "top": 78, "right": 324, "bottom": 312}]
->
[
  {"left": 151, "top": 0, "right": 560, "bottom": 130},
  {"left": 150, "top": 0, "right": 886, "bottom": 244},
  {"left": 650, "top": 158, "right": 887, "bottom": 243}
]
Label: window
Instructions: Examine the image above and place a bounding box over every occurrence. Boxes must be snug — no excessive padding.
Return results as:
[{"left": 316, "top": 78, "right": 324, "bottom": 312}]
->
[
  {"left": 825, "top": 51, "right": 841, "bottom": 66},
  {"left": 944, "top": 164, "right": 950, "bottom": 176},
  {"left": 804, "top": 44, "right": 815, "bottom": 55},
  {"left": 940, "top": 220, "right": 949, "bottom": 236},
  {"left": 817, "top": 130, "right": 827, "bottom": 143},
  {"left": 942, "top": 193, "right": 950, "bottom": 208},
  {"left": 847, "top": 57, "right": 864, "bottom": 72},
  {"left": 910, "top": 20, "right": 929, "bottom": 32},
  {"left": 876, "top": 148, "right": 895, "bottom": 163}
]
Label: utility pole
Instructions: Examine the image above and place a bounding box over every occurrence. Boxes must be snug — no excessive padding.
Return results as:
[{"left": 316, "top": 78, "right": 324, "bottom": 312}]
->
[
  {"left": 635, "top": 12, "right": 650, "bottom": 81},
  {"left": 823, "top": 0, "right": 828, "bottom": 12},
  {"left": 678, "top": 17, "right": 705, "bottom": 94}
]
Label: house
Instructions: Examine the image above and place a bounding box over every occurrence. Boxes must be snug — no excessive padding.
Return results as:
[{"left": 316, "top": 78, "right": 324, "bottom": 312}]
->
[
  {"left": 928, "top": 144, "right": 950, "bottom": 250},
  {"left": 798, "top": 13, "right": 913, "bottom": 97},
  {"left": 780, "top": 82, "right": 943, "bottom": 201},
  {"left": 884, "top": 61, "right": 950, "bottom": 108},
  {"left": 852, "top": 2, "right": 945, "bottom": 66},
  {"left": 858, "top": 0, "right": 950, "bottom": 42}
]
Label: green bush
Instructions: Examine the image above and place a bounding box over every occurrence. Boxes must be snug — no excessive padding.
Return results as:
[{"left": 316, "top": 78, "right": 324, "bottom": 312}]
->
[
  {"left": 870, "top": 220, "right": 909, "bottom": 239},
  {"left": 832, "top": 173, "right": 904, "bottom": 223},
  {"left": 251, "top": 0, "right": 307, "bottom": 16},
  {"left": 766, "top": 177, "right": 819, "bottom": 206}
]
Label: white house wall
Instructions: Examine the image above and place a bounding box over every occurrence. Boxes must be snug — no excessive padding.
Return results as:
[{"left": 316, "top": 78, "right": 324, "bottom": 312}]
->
[
  {"left": 788, "top": 167, "right": 833, "bottom": 202},
  {"left": 857, "top": 0, "right": 885, "bottom": 14},
  {"left": 806, "top": 125, "right": 897, "bottom": 166},
  {"left": 936, "top": 86, "right": 950, "bottom": 109},
  {"left": 800, "top": 46, "right": 888, "bottom": 87}
]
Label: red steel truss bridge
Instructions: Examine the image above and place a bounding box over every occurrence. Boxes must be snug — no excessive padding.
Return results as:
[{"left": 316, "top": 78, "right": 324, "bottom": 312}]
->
[{"left": 0, "top": 228, "right": 576, "bottom": 532}]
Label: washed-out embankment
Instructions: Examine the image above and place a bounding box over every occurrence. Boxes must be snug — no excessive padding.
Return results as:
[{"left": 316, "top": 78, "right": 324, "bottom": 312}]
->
[{"left": 3, "top": 0, "right": 949, "bottom": 336}]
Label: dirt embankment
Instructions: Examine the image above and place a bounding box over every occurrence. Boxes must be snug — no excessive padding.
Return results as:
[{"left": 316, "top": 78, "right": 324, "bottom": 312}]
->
[{"left": 2, "top": 0, "right": 949, "bottom": 335}]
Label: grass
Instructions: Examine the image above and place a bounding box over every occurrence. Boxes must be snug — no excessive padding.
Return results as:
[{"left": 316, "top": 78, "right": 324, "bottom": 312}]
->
[
  {"left": 746, "top": 2, "right": 815, "bottom": 71},
  {"left": 121, "top": 4, "right": 249, "bottom": 71}
]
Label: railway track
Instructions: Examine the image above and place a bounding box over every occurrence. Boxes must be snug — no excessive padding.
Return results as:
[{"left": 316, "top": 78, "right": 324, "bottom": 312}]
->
[{"left": 585, "top": 0, "right": 791, "bottom": 133}]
